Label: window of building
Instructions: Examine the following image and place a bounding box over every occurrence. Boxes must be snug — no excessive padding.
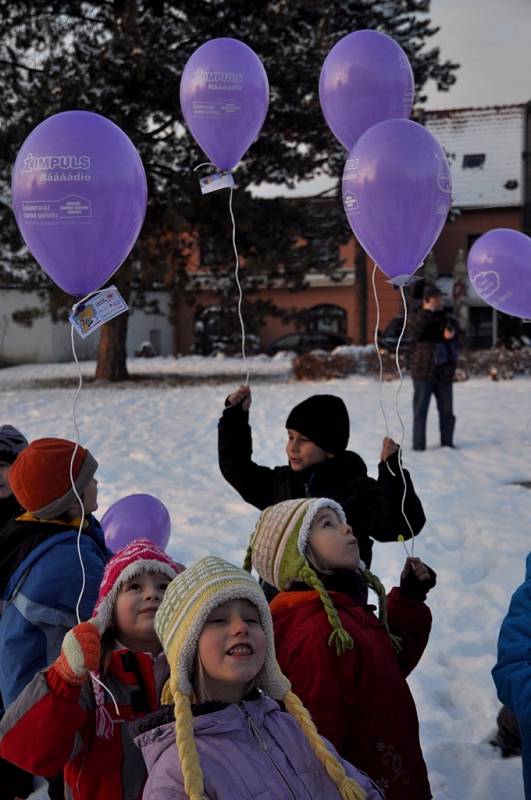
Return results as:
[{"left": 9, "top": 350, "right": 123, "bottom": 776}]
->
[{"left": 462, "top": 154, "right": 486, "bottom": 169}]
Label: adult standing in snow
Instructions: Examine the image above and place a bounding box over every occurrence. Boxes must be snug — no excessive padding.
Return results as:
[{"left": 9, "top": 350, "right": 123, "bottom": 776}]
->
[
  {"left": 492, "top": 552, "right": 531, "bottom": 799},
  {"left": 218, "top": 390, "right": 425, "bottom": 574},
  {"left": 409, "top": 284, "right": 458, "bottom": 451}
]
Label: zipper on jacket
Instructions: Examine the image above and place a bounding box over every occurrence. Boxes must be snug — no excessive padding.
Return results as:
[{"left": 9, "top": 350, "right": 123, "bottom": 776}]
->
[{"left": 239, "top": 702, "right": 298, "bottom": 800}]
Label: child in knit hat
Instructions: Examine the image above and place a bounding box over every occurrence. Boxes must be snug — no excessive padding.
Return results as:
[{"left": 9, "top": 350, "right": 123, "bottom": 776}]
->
[
  {"left": 0, "top": 429, "right": 33, "bottom": 800},
  {"left": 0, "top": 424, "right": 28, "bottom": 530},
  {"left": 0, "top": 538, "right": 184, "bottom": 800},
  {"left": 0, "top": 437, "right": 109, "bottom": 712},
  {"left": 246, "top": 497, "right": 436, "bottom": 800},
  {"left": 219, "top": 387, "right": 426, "bottom": 573},
  {"left": 134, "top": 556, "right": 383, "bottom": 800}
]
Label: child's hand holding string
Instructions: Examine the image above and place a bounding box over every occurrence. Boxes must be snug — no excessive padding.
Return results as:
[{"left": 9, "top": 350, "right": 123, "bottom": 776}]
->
[
  {"left": 225, "top": 385, "right": 252, "bottom": 411},
  {"left": 399, "top": 557, "right": 437, "bottom": 602},
  {"left": 380, "top": 437, "right": 399, "bottom": 462},
  {"left": 54, "top": 620, "right": 101, "bottom": 686}
]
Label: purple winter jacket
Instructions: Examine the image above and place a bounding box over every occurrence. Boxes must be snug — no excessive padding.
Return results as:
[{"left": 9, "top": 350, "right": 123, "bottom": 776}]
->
[{"left": 136, "top": 694, "right": 384, "bottom": 800}]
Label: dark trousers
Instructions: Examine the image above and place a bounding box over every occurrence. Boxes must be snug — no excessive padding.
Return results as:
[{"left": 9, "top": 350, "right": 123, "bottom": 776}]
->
[{"left": 413, "top": 379, "right": 455, "bottom": 450}]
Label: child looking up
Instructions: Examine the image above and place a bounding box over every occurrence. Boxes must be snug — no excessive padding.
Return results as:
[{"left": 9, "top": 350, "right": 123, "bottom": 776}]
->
[
  {"left": 135, "top": 556, "right": 383, "bottom": 800},
  {"left": 0, "top": 539, "right": 184, "bottom": 800},
  {"left": 0, "top": 437, "right": 108, "bottom": 708},
  {"left": 246, "top": 497, "right": 436, "bottom": 800},
  {"left": 219, "top": 389, "right": 425, "bottom": 571}
]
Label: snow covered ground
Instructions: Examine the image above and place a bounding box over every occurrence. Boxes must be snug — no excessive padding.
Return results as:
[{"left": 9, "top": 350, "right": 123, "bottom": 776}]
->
[{"left": 2, "top": 356, "right": 529, "bottom": 800}]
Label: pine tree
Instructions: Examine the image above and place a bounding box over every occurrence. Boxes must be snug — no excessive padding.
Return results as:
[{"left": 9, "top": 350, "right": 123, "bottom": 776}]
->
[{"left": 0, "top": 0, "right": 458, "bottom": 379}]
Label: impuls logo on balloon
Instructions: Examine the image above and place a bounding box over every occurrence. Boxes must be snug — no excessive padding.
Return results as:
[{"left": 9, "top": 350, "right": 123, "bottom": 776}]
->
[
  {"left": 343, "top": 192, "right": 359, "bottom": 212},
  {"left": 437, "top": 174, "right": 452, "bottom": 194},
  {"left": 345, "top": 158, "right": 360, "bottom": 172},
  {"left": 193, "top": 67, "right": 244, "bottom": 91},
  {"left": 22, "top": 153, "right": 91, "bottom": 173},
  {"left": 472, "top": 270, "right": 502, "bottom": 300}
]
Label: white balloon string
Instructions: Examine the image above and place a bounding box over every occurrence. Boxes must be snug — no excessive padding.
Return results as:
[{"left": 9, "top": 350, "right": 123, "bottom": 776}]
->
[
  {"left": 371, "top": 264, "right": 396, "bottom": 478},
  {"left": 71, "top": 292, "right": 121, "bottom": 716},
  {"left": 70, "top": 290, "right": 100, "bottom": 623},
  {"left": 193, "top": 162, "right": 249, "bottom": 386},
  {"left": 192, "top": 161, "right": 216, "bottom": 172},
  {"left": 394, "top": 288, "right": 416, "bottom": 556},
  {"left": 229, "top": 184, "right": 249, "bottom": 386},
  {"left": 90, "top": 671, "right": 121, "bottom": 716}
]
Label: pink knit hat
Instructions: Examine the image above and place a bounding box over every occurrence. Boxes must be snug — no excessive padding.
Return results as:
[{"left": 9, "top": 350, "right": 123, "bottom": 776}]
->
[{"left": 93, "top": 538, "right": 185, "bottom": 631}]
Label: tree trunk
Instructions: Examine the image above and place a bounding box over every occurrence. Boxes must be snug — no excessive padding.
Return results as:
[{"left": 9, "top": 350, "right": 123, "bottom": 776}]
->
[
  {"left": 95, "top": 310, "right": 130, "bottom": 381},
  {"left": 355, "top": 245, "right": 368, "bottom": 344}
]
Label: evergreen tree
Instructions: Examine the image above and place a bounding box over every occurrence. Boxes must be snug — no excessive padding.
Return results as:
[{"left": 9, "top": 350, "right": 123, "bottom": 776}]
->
[{"left": 0, "top": 0, "right": 458, "bottom": 378}]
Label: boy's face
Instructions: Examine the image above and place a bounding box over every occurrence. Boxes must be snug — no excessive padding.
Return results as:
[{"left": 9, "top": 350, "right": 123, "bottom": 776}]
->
[
  {"left": 308, "top": 507, "right": 360, "bottom": 572},
  {"left": 286, "top": 429, "right": 328, "bottom": 472},
  {"left": 0, "top": 461, "right": 13, "bottom": 500},
  {"left": 66, "top": 477, "right": 98, "bottom": 518},
  {"left": 83, "top": 478, "right": 98, "bottom": 514},
  {"left": 423, "top": 296, "right": 444, "bottom": 312}
]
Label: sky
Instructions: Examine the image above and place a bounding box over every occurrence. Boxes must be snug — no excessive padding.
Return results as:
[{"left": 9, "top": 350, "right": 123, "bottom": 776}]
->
[
  {"left": 253, "top": 0, "right": 531, "bottom": 198},
  {"left": 424, "top": 0, "right": 531, "bottom": 110}
]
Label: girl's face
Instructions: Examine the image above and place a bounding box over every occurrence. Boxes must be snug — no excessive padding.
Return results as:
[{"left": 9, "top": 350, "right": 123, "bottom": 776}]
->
[
  {"left": 114, "top": 570, "right": 171, "bottom": 656},
  {"left": 308, "top": 507, "right": 360, "bottom": 572},
  {"left": 286, "top": 429, "right": 328, "bottom": 472},
  {"left": 197, "top": 599, "right": 266, "bottom": 704}
]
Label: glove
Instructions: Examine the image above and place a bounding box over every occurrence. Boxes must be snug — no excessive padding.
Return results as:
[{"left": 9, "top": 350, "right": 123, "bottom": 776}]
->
[
  {"left": 399, "top": 557, "right": 436, "bottom": 602},
  {"left": 54, "top": 621, "right": 101, "bottom": 686}
]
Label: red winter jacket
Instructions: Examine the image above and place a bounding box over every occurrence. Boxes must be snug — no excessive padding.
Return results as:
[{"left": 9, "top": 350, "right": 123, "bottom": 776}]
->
[
  {"left": 270, "top": 587, "right": 432, "bottom": 800},
  {"left": 0, "top": 646, "right": 167, "bottom": 800}
]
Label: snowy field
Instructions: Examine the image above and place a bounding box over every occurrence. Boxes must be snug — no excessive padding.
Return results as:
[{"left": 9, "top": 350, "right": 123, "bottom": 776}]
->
[{"left": 2, "top": 355, "right": 529, "bottom": 800}]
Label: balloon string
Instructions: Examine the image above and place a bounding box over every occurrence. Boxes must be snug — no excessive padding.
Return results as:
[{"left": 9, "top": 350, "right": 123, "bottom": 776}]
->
[
  {"left": 70, "top": 294, "right": 121, "bottom": 718},
  {"left": 70, "top": 291, "right": 100, "bottom": 624},
  {"left": 193, "top": 161, "right": 216, "bottom": 173},
  {"left": 371, "top": 264, "right": 396, "bottom": 478},
  {"left": 192, "top": 161, "right": 249, "bottom": 386},
  {"left": 393, "top": 288, "right": 417, "bottom": 556},
  {"left": 229, "top": 185, "right": 249, "bottom": 386}
]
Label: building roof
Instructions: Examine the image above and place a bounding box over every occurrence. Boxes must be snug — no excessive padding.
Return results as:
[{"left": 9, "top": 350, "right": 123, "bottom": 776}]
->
[{"left": 425, "top": 104, "right": 526, "bottom": 210}]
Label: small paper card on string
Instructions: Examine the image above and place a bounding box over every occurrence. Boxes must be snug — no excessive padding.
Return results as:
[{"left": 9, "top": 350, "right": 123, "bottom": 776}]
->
[
  {"left": 199, "top": 171, "right": 235, "bottom": 195},
  {"left": 69, "top": 285, "right": 129, "bottom": 339}
]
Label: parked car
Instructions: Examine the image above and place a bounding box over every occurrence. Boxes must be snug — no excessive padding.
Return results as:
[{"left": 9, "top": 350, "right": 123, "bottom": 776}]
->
[
  {"left": 265, "top": 331, "right": 351, "bottom": 356},
  {"left": 377, "top": 317, "right": 413, "bottom": 353}
]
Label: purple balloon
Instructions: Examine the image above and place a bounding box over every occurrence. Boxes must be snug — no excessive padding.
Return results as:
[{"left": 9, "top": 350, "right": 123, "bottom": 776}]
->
[
  {"left": 180, "top": 37, "right": 269, "bottom": 171},
  {"left": 467, "top": 229, "right": 531, "bottom": 319},
  {"left": 342, "top": 119, "right": 452, "bottom": 282},
  {"left": 319, "top": 30, "right": 414, "bottom": 152},
  {"left": 12, "top": 110, "right": 147, "bottom": 297},
  {"left": 101, "top": 494, "right": 171, "bottom": 553}
]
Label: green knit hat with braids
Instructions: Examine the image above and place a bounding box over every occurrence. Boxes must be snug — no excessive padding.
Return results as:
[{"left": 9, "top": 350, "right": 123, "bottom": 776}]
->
[{"left": 244, "top": 497, "right": 401, "bottom": 655}]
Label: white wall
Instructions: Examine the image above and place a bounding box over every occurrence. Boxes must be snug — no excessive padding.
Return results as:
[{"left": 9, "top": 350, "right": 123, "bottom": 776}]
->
[{"left": 0, "top": 288, "right": 174, "bottom": 363}]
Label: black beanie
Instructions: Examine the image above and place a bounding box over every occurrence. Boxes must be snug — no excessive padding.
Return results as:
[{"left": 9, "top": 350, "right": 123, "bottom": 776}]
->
[
  {"left": 286, "top": 395, "right": 350, "bottom": 455},
  {"left": 0, "top": 425, "right": 28, "bottom": 465}
]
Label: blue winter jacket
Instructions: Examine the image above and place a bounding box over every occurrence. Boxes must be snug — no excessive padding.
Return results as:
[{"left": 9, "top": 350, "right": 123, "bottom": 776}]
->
[
  {"left": 0, "top": 516, "right": 108, "bottom": 707},
  {"left": 492, "top": 552, "right": 531, "bottom": 799}
]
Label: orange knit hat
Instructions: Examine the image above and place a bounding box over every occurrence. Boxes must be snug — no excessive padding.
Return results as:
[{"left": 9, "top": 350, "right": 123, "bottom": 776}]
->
[{"left": 9, "top": 437, "right": 98, "bottom": 519}]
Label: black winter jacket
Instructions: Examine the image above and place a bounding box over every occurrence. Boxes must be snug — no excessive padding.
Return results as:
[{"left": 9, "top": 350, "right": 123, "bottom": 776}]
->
[
  {"left": 409, "top": 309, "right": 458, "bottom": 382},
  {"left": 218, "top": 405, "right": 426, "bottom": 567}
]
